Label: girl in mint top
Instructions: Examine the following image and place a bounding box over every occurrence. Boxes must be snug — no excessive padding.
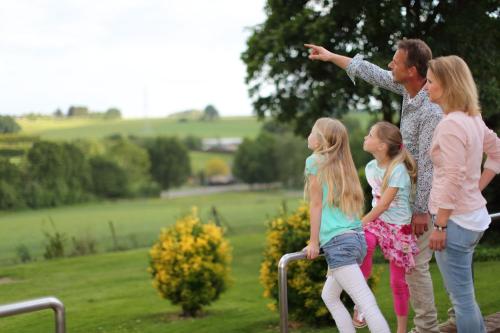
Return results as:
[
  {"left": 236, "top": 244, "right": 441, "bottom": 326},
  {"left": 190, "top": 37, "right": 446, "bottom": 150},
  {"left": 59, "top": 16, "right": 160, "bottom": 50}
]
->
[
  {"left": 303, "top": 118, "right": 390, "bottom": 333},
  {"left": 305, "top": 154, "right": 362, "bottom": 246},
  {"left": 356, "top": 121, "right": 419, "bottom": 333}
]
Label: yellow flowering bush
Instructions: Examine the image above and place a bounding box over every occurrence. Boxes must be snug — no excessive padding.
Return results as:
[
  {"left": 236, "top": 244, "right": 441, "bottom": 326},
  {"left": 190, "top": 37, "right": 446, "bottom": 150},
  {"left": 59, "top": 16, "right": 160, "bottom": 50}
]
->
[
  {"left": 149, "top": 207, "right": 232, "bottom": 316},
  {"left": 260, "top": 202, "right": 380, "bottom": 325}
]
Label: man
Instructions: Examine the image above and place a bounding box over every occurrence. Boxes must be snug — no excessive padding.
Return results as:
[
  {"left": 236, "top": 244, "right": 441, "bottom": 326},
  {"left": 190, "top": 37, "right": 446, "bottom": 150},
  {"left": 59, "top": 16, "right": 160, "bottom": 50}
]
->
[{"left": 305, "top": 39, "right": 442, "bottom": 333}]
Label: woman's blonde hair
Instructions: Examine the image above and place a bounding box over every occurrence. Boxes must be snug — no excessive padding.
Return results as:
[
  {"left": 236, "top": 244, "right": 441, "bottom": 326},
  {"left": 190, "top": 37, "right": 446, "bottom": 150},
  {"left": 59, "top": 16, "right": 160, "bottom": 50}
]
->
[
  {"left": 372, "top": 121, "right": 417, "bottom": 193},
  {"left": 304, "top": 118, "right": 364, "bottom": 218},
  {"left": 427, "top": 55, "right": 481, "bottom": 116}
]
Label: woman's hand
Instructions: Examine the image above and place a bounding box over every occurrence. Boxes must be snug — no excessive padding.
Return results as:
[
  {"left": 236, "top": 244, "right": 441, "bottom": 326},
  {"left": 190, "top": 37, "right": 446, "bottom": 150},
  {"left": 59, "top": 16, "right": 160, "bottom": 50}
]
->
[
  {"left": 306, "top": 241, "right": 320, "bottom": 260},
  {"left": 429, "top": 229, "right": 447, "bottom": 251}
]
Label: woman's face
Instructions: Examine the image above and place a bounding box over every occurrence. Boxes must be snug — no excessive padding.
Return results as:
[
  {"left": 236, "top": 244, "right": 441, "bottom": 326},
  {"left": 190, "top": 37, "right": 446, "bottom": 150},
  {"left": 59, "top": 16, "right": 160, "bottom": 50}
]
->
[{"left": 425, "top": 69, "right": 444, "bottom": 105}]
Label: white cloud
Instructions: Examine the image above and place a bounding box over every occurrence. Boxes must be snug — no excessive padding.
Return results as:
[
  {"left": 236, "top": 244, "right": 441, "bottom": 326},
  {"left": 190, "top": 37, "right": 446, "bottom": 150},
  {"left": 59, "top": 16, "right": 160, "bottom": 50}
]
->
[{"left": 0, "top": 0, "right": 266, "bottom": 117}]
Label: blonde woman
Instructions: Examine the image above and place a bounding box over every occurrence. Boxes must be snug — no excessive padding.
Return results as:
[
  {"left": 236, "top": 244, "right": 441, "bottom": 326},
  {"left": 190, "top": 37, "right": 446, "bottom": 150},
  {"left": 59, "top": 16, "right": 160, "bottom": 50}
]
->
[
  {"left": 425, "top": 55, "right": 500, "bottom": 333},
  {"left": 304, "top": 118, "right": 390, "bottom": 333}
]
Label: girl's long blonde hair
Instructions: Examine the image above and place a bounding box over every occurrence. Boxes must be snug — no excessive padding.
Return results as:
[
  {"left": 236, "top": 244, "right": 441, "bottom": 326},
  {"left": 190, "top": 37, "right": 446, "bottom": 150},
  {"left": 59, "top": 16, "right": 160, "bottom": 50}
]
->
[
  {"left": 427, "top": 55, "right": 481, "bottom": 116},
  {"left": 305, "top": 118, "right": 364, "bottom": 218},
  {"left": 372, "top": 122, "right": 417, "bottom": 193}
]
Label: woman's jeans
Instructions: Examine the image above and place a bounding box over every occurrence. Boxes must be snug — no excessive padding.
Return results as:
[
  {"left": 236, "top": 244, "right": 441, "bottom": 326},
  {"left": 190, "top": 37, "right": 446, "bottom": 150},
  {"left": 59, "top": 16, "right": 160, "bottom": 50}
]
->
[{"left": 434, "top": 219, "right": 486, "bottom": 333}]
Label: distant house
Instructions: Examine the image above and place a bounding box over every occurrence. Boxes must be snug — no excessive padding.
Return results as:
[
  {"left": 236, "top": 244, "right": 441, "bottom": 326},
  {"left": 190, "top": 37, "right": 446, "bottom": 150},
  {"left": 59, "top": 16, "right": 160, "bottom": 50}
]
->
[{"left": 201, "top": 138, "right": 242, "bottom": 153}]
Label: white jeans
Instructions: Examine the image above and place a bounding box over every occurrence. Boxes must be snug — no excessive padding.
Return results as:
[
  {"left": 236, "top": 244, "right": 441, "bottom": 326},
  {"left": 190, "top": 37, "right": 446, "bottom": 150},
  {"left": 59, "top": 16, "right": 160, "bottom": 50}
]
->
[{"left": 321, "top": 264, "right": 390, "bottom": 333}]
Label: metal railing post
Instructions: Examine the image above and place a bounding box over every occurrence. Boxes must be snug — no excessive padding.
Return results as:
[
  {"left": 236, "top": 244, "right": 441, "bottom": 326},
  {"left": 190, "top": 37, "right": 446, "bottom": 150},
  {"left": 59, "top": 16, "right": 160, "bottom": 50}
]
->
[
  {"left": 0, "top": 297, "right": 65, "bottom": 333},
  {"left": 277, "top": 213, "right": 500, "bottom": 333},
  {"left": 278, "top": 251, "right": 318, "bottom": 333}
]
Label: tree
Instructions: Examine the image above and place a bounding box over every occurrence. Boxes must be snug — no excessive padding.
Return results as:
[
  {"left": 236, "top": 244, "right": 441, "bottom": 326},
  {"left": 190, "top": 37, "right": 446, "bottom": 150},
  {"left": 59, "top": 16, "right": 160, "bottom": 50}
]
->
[
  {"left": 53, "top": 108, "right": 63, "bottom": 117},
  {"left": 0, "top": 116, "right": 21, "bottom": 133},
  {"left": 105, "top": 138, "right": 152, "bottom": 195},
  {"left": 146, "top": 137, "right": 191, "bottom": 190},
  {"left": 89, "top": 156, "right": 129, "bottom": 198},
  {"left": 0, "top": 159, "right": 25, "bottom": 209},
  {"left": 242, "top": 1, "right": 500, "bottom": 135},
  {"left": 60, "top": 143, "right": 93, "bottom": 201},
  {"left": 274, "top": 132, "right": 309, "bottom": 188},
  {"left": 201, "top": 104, "right": 220, "bottom": 121},
  {"left": 67, "top": 106, "right": 89, "bottom": 117},
  {"left": 104, "top": 107, "right": 122, "bottom": 119},
  {"left": 25, "top": 141, "right": 69, "bottom": 206},
  {"left": 232, "top": 133, "right": 278, "bottom": 184}
]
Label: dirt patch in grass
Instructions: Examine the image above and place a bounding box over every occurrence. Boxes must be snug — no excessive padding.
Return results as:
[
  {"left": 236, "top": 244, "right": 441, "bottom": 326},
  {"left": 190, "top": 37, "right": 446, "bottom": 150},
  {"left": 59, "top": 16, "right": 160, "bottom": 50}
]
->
[{"left": 0, "top": 277, "right": 16, "bottom": 285}]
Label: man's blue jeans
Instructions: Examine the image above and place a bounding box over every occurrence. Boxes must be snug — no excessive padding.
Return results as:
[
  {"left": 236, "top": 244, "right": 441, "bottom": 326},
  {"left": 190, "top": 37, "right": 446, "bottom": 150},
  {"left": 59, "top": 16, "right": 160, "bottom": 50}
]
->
[{"left": 434, "top": 219, "right": 486, "bottom": 333}]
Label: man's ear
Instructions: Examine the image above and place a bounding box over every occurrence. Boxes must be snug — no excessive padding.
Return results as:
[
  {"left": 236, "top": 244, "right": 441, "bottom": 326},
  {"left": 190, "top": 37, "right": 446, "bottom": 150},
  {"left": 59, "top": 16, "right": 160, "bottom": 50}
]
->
[{"left": 408, "top": 66, "right": 419, "bottom": 78}]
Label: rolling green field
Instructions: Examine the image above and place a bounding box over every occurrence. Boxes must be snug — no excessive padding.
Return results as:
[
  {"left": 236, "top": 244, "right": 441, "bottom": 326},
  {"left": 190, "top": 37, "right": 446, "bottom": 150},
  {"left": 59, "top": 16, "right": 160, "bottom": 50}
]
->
[
  {"left": 0, "top": 191, "right": 300, "bottom": 265},
  {"left": 16, "top": 116, "right": 262, "bottom": 140},
  {"left": 1, "top": 191, "right": 499, "bottom": 332},
  {"left": 15, "top": 111, "right": 375, "bottom": 141}
]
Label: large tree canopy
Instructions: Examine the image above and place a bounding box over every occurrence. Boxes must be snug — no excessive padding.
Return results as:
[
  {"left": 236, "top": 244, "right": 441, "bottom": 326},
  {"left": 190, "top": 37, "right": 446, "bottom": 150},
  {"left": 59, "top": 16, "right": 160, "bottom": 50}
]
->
[{"left": 242, "top": 0, "right": 500, "bottom": 135}]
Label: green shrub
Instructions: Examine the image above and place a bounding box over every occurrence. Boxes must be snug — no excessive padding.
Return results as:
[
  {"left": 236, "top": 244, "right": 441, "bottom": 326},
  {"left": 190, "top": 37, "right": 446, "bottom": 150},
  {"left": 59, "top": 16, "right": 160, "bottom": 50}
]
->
[
  {"left": 260, "top": 202, "right": 380, "bottom": 325},
  {"left": 149, "top": 207, "right": 232, "bottom": 316},
  {"left": 43, "top": 224, "right": 66, "bottom": 259},
  {"left": 16, "top": 244, "right": 32, "bottom": 263},
  {"left": 0, "top": 116, "right": 21, "bottom": 133},
  {"left": 70, "top": 234, "right": 97, "bottom": 256}
]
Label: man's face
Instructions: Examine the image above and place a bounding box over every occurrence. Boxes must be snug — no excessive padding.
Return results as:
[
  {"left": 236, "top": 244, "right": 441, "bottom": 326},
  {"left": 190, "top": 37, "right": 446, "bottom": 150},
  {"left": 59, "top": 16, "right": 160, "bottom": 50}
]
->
[{"left": 388, "top": 49, "right": 411, "bottom": 83}]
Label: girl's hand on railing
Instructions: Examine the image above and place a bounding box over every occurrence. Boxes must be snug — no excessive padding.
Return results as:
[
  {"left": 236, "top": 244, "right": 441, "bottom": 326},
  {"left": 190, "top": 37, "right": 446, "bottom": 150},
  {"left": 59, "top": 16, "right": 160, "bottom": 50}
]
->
[{"left": 305, "top": 242, "right": 320, "bottom": 260}]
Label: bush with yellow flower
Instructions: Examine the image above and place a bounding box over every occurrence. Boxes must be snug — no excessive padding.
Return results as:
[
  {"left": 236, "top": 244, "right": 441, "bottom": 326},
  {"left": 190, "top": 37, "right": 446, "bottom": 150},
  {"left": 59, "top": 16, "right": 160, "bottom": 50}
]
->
[
  {"left": 260, "top": 202, "right": 380, "bottom": 325},
  {"left": 149, "top": 207, "right": 232, "bottom": 316}
]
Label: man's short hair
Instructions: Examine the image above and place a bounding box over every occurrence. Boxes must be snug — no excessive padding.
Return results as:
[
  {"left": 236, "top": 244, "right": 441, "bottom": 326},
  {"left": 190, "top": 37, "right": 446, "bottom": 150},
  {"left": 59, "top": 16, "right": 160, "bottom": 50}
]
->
[{"left": 397, "top": 39, "right": 432, "bottom": 78}]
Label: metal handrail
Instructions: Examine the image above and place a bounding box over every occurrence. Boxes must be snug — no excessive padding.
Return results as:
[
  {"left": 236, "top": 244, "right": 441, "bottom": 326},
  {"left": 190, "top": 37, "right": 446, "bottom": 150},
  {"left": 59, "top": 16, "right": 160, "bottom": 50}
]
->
[
  {"left": 0, "top": 297, "right": 65, "bottom": 333},
  {"left": 278, "top": 213, "right": 500, "bottom": 333}
]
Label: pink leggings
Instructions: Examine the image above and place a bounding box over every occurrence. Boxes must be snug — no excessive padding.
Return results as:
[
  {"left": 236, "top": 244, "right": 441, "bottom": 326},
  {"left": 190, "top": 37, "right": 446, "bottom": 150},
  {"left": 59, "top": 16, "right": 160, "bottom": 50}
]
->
[{"left": 360, "top": 230, "right": 410, "bottom": 316}]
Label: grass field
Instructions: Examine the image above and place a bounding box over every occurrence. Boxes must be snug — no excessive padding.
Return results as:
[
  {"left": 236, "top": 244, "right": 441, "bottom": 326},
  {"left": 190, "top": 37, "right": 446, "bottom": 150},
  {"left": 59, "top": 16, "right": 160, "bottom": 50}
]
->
[
  {"left": 0, "top": 191, "right": 300, "bottom": 265},
  {"left": 1, "top": 236, "right": 499, "bottom": 332},
  {"left": 16, "top": 116, "right": 262, "bottom": 140},
  {"left": 15, "top": 111, "right": 376, "bottom": 141},
  {"left": 1, "top": 192, "right": 499, "bottom": 332}
]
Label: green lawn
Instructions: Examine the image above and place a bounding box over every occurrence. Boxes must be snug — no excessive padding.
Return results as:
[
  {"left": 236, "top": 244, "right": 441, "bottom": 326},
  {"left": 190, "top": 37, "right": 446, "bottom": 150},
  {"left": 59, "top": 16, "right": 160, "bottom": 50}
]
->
[
  {"left": 16, "top": 116, "right": 261, "bottom": 140},
  {"left": 1, "top": 244, "right": 499, "bottom": 332},
  {"left": 0, "top": 191, "right": 299, "bottom": 265},
  {"left": 0, "top": 192, "right": 499, "bottom": 332}
]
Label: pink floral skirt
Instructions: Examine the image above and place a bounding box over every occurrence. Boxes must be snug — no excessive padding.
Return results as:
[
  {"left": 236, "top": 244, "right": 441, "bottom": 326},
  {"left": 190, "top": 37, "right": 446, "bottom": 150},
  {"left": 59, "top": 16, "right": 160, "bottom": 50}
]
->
[{"left": 364, "top": 218, "right": 419, "bottom": 273}]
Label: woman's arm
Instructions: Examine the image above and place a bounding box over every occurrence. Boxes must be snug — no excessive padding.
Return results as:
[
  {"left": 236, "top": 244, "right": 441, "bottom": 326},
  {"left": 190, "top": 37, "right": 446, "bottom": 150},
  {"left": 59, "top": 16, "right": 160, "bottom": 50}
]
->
[
  {"left": 479, "top": 168, "right": 496, "bottom": 191},
  {"left": 481, "top": 122, "right": 500, "bottom": 190},
  {"left": 361, "top": 187, "right": 398, "bottom": 225},
  {"left": 307, "top": 175, "right": 322, "bottom": 259},
  {"left": 429, "top": 207, "right": 452, "bottom": 251}
]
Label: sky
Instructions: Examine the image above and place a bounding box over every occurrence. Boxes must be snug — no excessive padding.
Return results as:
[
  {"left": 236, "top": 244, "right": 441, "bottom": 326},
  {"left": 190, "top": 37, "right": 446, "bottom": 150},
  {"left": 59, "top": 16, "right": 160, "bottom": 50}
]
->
[{"left": 0, "top": 0, "right": 267, "bottom": 118}]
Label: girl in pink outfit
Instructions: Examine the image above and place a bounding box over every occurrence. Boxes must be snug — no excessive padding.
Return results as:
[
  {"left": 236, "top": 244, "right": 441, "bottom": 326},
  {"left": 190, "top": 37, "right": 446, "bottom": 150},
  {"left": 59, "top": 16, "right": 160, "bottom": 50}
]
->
[
  {"left": 426, "top": 55, "right": 500, "bottom": 333},
  {"left": 354, "top": 121, "right": 419, "bottom": 333}
]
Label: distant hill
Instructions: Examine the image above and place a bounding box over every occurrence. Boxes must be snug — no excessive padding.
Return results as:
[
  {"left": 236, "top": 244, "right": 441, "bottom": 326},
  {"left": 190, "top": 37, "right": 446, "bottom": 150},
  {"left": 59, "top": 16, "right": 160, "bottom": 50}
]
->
[
  {"left": 167, "top": 109, "right": 203, "bottom": 120},
  {"left": 16, "top": 116, "right": 261, "bottom": 140}
]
